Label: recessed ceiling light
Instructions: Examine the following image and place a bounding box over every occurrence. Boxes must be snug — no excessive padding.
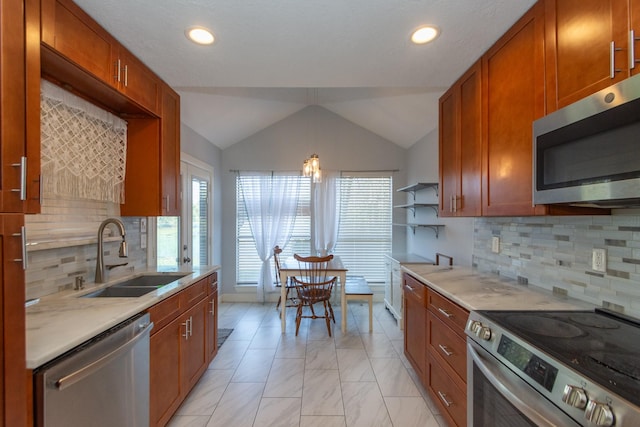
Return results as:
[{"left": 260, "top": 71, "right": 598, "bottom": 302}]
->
[
  {"left": 186, "top": 27, "right": 215, "bottom": 45},
  {"left": 411, "top": 26, "right": 439, "bottom": 45}
]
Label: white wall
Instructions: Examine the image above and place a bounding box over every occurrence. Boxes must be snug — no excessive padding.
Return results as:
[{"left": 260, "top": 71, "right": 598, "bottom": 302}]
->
[
  {"left": 405, "top": 129, "right": 474, "bottom": 266},
  {"left": 220, "top": 105, "right": 408, "bottom": 298}
]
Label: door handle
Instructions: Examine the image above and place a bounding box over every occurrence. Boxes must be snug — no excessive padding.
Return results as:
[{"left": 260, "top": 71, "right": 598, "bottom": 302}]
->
[{"left": 183, "top": 257, "right": 191, "bottom": 263}]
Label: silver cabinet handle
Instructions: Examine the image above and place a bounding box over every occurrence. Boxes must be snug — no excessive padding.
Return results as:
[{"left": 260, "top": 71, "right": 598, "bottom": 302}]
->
[
  {"left": 611, "top": 41, "right": 622, "bottom": 78},
  {"left": 124, "top": 64, "right": 128, "bottom": 87},
  {"left": 117, "top": 59, "right": 121, "bottom": 82},
  {"left": 189, "top": 316, "right": 194, "bottom": 337},
  {"left": 437, "top": 391, "right": 453, "bottom": 407},
  {"left": 11, "top": 157, "right": 27, "bottom": 200},
  {"left": 438, "top": 344, "right": 453, "bottom": 357},
  {"left": 450, "top": 195, "right": 454, "bottom": 213},
  {"left": 12, "top": 226, "right": 27, "bottom": 270},
  {"left": 165, "top": 195, "right": 170, "bottom": 212},
  {"left": 56, "top": 321, "right": 154, "bottom": 391},
  {"left": 437, "top": 307, "right": 453, "bottom": 318},
  {"left": 182, "top": 318, "right": 190, "bottom": 339},
  {"left": 210, "top": 300, "right": 215, "bottom": 316},
  {"left": 631, "top": 30, "right": 636, "bottom": 70}
]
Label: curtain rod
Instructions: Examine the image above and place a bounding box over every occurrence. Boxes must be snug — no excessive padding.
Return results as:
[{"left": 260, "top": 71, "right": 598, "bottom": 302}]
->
[{"left": 229, "top": 169, "right": 400, "bottom": 173}]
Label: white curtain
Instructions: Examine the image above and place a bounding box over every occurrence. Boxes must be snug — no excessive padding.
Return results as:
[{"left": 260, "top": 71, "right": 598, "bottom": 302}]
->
[
  {"left": 313, "top": 170, "right": 340, "bottom": 255},
  {"left": 239, "top": 172, "right": 301, "bottom": 302}
]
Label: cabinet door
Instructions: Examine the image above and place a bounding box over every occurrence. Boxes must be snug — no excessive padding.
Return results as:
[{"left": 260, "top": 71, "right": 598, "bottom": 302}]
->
[
  {"left": 631, "top": 0, "right": 640, "bottom": 76},
  {"left": 403, "top": 274, "right": 427, "bottom": 381},
  {"left": 457, "top": 63, "right": 482, "bottom": 216},
  {"left": 0, "top": 0, "right": 39, "bottom": 214},
  {"left": 206, "top": 290, "right": 218, "bottom": 362},
  {"left": 0, "top": 214, "right": 26, "bottom": 427},
  {"left": 149, "top": 319, "right": 183, "bottom": 427},
  {"left": 41, "top": 0, "right": 118, "bottom": 86},
  {"left": 439, "top": 87, "right": 458, "bottom": 218},
  {"left": 160, "top": 85, "right": 181, "bottom": 216},
  {"left": 482, "top": 3, "right": 547, "bottom": 216},
  {"left": 117, "top": 49, "right": 160, "bottom": 115},
  {"left": 545, "top": 0, "right": 629, "bottom": 110},
  {"left": 182, "top": 298, "right": 208, "bottom": 392},
  {"left": 439, "top": 62, "right": 481, "bottom": 217}
]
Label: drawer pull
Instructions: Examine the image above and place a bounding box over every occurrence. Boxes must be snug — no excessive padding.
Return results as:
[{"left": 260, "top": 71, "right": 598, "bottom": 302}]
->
[
  {"left": 182, "top": 318, "right": 190, "bottom": 340},
  {"left": 438, "top": 344, "right": 453, "bottom": 357},
  {"left": 437, "top": 307, "right": 453, "bottom": 318},
  {"left": 437, "top": 391, "right": 453, "bottom": 407}
]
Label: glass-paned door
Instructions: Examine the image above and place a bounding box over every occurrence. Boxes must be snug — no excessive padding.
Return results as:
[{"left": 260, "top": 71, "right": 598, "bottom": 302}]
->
[{"left": 181, "top": 161, "right": 213, "bottom": 267}]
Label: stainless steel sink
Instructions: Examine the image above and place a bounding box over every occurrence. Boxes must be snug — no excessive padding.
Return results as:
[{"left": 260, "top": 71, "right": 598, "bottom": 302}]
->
[
  {"left": 112, "top": 274, "right": 188, "bottom": 288},
  {"left": 81, "top": 286, "right": 157, "bottom": 298},
  {"left": 80, "top": 274, "right": 189, "bottom": 298}
]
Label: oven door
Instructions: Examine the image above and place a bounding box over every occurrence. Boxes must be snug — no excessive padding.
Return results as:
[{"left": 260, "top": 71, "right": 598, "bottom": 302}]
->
[{"left": 467, "top": 340, "right": 582, "bottom": 427}]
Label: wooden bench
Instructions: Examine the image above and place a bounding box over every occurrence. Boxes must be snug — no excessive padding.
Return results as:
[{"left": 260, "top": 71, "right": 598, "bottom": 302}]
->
[{"left": 344, "top": 276, "right": 373, "bottom": 332}]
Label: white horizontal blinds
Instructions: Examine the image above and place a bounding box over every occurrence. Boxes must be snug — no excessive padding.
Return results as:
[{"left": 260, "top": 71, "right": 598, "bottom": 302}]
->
[
  {"left": 236, "top": 175, "right": 310, "bottom": 284},
  {"left": 334, "top": 173, "right": 392, "bottom": 283}
]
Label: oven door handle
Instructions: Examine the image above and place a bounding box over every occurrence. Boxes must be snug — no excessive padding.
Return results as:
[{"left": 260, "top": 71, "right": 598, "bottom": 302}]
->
[{"left": 468, "top": 341, "right": 580, "bottom": 427}]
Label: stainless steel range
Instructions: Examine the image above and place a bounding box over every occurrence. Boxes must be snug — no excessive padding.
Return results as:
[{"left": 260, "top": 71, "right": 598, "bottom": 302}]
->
[{"left": 466, "top": 309, "right": 640, "bottom": 426}]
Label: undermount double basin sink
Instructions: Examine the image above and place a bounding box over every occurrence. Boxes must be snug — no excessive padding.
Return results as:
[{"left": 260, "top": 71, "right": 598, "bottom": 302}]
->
[{"left": 80, "top": 274, "right": 189, "bottom": 298}]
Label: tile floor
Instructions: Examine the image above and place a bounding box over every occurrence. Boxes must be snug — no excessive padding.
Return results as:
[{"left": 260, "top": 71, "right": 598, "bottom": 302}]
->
[{"left": 168, "top": 301, "right": 448, "bottom": 427}]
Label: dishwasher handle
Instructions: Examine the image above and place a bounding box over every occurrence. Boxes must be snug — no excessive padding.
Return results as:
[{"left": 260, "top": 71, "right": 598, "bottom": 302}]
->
[{"left": 55, "top": 321, "right": 153, "bottom": 391}]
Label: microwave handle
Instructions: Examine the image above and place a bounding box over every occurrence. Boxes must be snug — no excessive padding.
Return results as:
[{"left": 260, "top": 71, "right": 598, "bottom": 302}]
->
[{"left": 468, "top": 341, "right": 579, "bottom": 427}]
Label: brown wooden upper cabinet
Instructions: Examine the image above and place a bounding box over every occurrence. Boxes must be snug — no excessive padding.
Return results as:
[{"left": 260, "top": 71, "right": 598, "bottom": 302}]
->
[
  {"left": 121, "top": 83, "right": 181, "bottom": 217},
  {"left": 545, "top": 0, "right": 635, "bottom": 111},
  {"left": 0, "top": 0, "right": 41, "bottom": 214},
  {"left": 482, "top": 2, "right": 547, "bottom": 216},
  {"left": 439, "top": 61, "right": 482, "bottom": 217},
  {"left": 40, "top": 0, "right": 160, "bottom": 115}
]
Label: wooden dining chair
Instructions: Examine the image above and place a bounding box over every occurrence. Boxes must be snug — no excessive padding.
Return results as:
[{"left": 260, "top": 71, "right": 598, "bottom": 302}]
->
[
  {"left": 274, "top": 246, "right": 296, "bottom": 310},
  {"left": 291, "top": 254, "right": 337, "bottom": 336}
]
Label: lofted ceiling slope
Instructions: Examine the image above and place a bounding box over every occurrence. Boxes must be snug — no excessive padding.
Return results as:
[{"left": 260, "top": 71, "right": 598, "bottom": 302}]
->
[{"left": 72, "top": 0, "right": 537, "bottom": 149}]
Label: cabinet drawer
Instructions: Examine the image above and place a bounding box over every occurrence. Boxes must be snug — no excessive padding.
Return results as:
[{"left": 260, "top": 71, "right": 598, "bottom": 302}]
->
[
  {"left": 428, "top": 290, "right": 468, "bottom": 333},
  {"left": 427, "top": 355, "right": 467, "bottom": 427},
  {"left": 183, "top": 278, "right": 207, "bottom": 306},
  {"left": 147, "top": 292, "right": 183, "bottom": 333},
  {"left": 428, "top": 312, "right": 467, "bottom": 383},
  {"left": 403, "top": 274, "right": 427, "bottom": 306}
]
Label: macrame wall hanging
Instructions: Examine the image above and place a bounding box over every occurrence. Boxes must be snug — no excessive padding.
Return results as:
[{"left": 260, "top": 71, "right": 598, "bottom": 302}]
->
[{"left": 40, "top": 80, "right": 127, "bottom": 204}]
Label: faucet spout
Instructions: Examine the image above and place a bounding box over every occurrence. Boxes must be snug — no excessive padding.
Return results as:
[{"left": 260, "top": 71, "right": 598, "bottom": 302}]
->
[{"left": 95, "top": 218, "right": 128, "bottom": 283}]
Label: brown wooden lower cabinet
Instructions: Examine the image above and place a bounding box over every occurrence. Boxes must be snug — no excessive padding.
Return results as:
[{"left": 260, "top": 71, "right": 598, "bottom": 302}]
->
[
  {"left": 403, "top": 272, "right": 469, "bottom": 427},
  {"left": 206, "top": 275, "right": 218, "bottom": 362},
  {"left": 403, "top": 273, "right": 427, "bottom": 382},
  {"left": 148, "top": 273, "right": 217, "bottom": 427},
  {"left": 427, "top": 354, "right": 467, "bottom": 427}
]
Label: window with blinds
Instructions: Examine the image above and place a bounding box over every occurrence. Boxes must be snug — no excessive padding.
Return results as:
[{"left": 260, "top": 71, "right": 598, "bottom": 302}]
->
[
  {"left": 236, "top": 174, "right": 392, "bottom": 285},
  {"left": 333, "top": 173, "right": 392, "bottom": 283}
]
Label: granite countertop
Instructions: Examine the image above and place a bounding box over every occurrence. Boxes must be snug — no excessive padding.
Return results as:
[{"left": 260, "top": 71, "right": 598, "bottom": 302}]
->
[
  {"left": 401, "top": 264, "right": 595, "bottom": 313},
  {"left": 385, "top": 253, "right": 434, "bottom": 264},
  {"left": 26, "top": 265, "right": 220, "bottom": 369}
]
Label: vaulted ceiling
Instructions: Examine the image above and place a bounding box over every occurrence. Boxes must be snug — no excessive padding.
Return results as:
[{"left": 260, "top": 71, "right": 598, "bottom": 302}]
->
[{"left": 73, "top": 0, "right": 537, "bottom": 149}]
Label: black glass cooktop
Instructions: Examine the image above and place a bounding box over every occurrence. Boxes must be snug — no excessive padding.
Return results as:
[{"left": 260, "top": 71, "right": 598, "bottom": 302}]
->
[{"left": 478, "top": 309, "right": 640, "bottom": 407}]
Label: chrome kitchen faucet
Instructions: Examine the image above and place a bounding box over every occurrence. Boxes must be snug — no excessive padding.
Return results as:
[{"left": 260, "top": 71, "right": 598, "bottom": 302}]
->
[{"left": 95, "top": 218, "right": 128, "bottom": 283}]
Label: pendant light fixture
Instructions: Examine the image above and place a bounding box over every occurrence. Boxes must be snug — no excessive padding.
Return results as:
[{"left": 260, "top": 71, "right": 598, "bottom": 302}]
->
[{"left": 302, "top": 89, "right": 322, "bottom": 183}]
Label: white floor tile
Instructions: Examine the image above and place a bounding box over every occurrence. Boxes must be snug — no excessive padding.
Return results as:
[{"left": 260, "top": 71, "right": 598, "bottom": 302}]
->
[
  {"left": 169, "top": 303, "right": 446, "bottom": 427},
  {"left": 253, "top": 397, "right": 301, "bottom": 427},
  {"left": 301, "top": 370, "right": 344, "bottom": 416}
]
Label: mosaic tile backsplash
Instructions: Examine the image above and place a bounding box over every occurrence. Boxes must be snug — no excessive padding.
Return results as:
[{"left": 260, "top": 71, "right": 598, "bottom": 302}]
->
[
  {"left": 25, "top": 217, "right": 147, "bottom": 300},
  {"left": 473, "top": 214, "right": 640, "bottom": 317}
]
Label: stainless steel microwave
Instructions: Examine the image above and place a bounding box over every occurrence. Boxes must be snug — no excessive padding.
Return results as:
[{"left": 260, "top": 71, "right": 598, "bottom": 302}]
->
[{"left": 533, "top": 74, "right": 640, "bottom": 208}]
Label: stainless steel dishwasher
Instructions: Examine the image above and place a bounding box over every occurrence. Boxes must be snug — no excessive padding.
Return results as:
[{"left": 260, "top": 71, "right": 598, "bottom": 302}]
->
[{"left": 34, "top": 313, "right": 153, "bottom": 427}]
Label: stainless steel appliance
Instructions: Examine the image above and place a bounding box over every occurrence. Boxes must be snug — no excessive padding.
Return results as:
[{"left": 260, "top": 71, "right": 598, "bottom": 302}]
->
[
  {"left": 34, "top": 313, "right": 153, "bottom": 427},
  {"left": 533, "top": 73, "right": 640, "bottom": 208},
  {"left": 466, "top": 309, "right": 640, "bottom": 426}
]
